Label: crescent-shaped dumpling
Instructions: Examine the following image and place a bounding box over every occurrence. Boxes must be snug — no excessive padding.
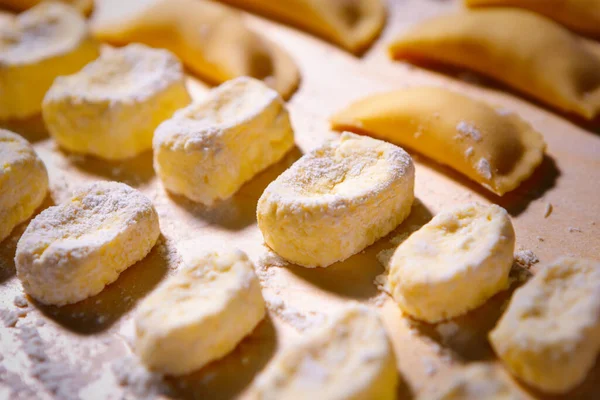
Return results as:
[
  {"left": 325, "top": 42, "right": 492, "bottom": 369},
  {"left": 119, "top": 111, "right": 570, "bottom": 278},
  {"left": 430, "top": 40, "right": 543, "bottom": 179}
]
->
[
  {"left": 388, "top": 10, "right": 600, "bottom": 119},
  {"left": 91, "top": 0, "right": 299, "bottom": 99},
  {"left": 331, "top": 87, "right": 546, "bottom": 196}
]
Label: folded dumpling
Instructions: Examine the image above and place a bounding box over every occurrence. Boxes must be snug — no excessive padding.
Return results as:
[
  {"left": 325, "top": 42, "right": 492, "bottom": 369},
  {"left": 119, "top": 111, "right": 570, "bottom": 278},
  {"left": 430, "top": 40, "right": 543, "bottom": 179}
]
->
[
  {"left": 331, "top": 87, "right": 546, "bottom": 196},
  {"left": 216, "top": 0, "right": 385, "bottom": 53},
  {"left": 466, "top": 0, "right": 600, "bottom": 38},
  {"left": 389, "top": 10, "right": 600, "bottom": 119},
  {"left": 91, "top": 0, "right": 299, "bottom": 99}
]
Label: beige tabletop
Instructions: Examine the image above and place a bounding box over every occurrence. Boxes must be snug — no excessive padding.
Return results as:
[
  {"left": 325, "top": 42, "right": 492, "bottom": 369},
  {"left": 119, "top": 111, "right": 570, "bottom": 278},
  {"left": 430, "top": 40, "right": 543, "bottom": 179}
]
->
[{"left": 0, "top": 0, "right": 599, "bottom": 399}]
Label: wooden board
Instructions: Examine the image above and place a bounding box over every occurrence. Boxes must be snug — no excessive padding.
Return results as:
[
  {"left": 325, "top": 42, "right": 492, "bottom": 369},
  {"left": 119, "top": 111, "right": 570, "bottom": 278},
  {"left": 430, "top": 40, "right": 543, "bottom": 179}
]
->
[{"left": 0, "top": 0, "right": 599, "bottom": 399}]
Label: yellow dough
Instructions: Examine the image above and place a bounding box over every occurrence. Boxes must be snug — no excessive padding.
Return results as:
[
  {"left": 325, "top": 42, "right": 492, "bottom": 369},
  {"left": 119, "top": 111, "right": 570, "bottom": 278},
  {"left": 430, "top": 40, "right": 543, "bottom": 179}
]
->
[
  {"left": 389, "top": 203, "right": 515, "bottom": 323},
  {"left": 0, "top": 0, "right": 93, "bottom": 15},
  {"left": 153, "top": 77, "right": 294, "bottom": 205},
  {"left": 466, "top": 0, "right": 600, "bottom": 38},
  {"left": 249, "top": 306, "right": 397, "bottom": 400},
  {"left": 15, "top": 181, "right": 160, "bottom": 306},
  {"left": 388, "top": 10, "right": 600, "bottom": 119},
  {"left": 43, "top": 44, "right": 191, "bottom": 160},
  {"left": 331, "top": 87, "right": 546, "bottom": 196},
  {"left": 216, "top": 0, "right": 385, "bottom": 53},
  {"left": 489, "top": 257, "right": 600, "bottom": 394},
  {"left": 0, "top": 129, "right": 48, "bottom": 243},
  {"left": 425, "top": 364, "right": 524, "bottom": 400},
  {"left": 91, "top": 0, "right": 299, "bottom": 99},
  {"left": 0, "top": 2, "right": 99, "bottom": 120},
  {"left": 134, "top": 250, "right": 265, "bottom": 376},
  {"left": 257, "top": 132, "right": 415, "bottom": 268}
]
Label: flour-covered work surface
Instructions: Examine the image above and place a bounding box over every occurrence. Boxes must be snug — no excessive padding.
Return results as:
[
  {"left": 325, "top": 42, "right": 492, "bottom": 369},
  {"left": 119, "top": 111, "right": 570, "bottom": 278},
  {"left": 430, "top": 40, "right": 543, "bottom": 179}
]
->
[{"left": 0, "top": 0, "right": 599, "bottom": 399}]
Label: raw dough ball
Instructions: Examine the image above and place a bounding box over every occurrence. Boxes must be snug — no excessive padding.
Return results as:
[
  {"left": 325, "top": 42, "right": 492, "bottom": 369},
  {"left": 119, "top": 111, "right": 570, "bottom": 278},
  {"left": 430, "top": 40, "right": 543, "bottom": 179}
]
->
[
  {"left": 0, "top": 129, "right": 48, "bottom": 242},
  {"left": 0, "top": 2, "right": 99, "bottom": 120},
  {"left": 389, "top": 203, "right": 515, "bottom": 322},
  {"left": 134, "top": 250, "right": 265, "bottom": 375},
  {"left": 153, "top": 77, "right": 294, "bottom": 205},
  {"left": 15, "top": 181, "right": 160, "bottom": 306},
  {"left": 257, "top": 132, "right": 414, "bottom": 268},
  {"left": 490, "top": 257, "right": 600, "bottom": 394},
  {"left": 43, "top": 43, "right": 191, "bottom": 160},
  {"left": 250, "top": 305, "right": 397, "bottom": 400}
]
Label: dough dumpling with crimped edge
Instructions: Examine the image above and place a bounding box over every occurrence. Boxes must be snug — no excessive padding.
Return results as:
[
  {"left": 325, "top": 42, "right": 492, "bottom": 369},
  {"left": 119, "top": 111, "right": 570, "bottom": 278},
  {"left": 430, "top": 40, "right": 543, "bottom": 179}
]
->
[
  {"left": 257, "top": 132, "right": 414, "bottom": 268},
  {"left": 91, "top": 0, "right": 299, "bottom": 99},
  {"left": 388, "top": 10, "right": 600, "bottom": 119},
  {"left": 0, "top": 2, "right": 99, "bottom": 120},
  {"left": 15, "top": 181, "right": 160, "bottom": 306},
  {"left": 0, "top": 129, "right": 48, "bottom": 243},
  {"left": 331, "top": 87, "right": 546, "bottom": 196},
  {"left": 43, "top": 43, "right": 191, "bottom": 160}
]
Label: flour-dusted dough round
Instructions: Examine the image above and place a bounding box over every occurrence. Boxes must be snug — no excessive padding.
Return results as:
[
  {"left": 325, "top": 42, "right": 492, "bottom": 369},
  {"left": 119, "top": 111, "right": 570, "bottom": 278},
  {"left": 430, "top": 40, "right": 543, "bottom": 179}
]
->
[
  {"left": 250, "top": 305, "right": 397, "bottom": 400},
  {"left": 43, "top": 43, "right": 191, "bottom": 160},
  {"left": 257, "top": 132, "right": 414, "bottom": 268},
  {"left": 134, "top": 250, "right": 265, "bottom": 375},
  {"left": 0, "top": 2, "right": 99, "bottom": 120},
  {"left": 490, "top": 257, "right": 600, "bottom": 394},
  {"left": 153, "top": 77, "right": 294, "bottom": 205},
  {"left": 389, "top": 203, "right": 515, "bottom": 322},
  {"left": 426, "top": 364, "right": 523, "bottom": 400},
  {"left": 0, "top": 129, "right": 48, "bottom": 243},
  {"left": 15, "top": 181, "right": 160, "bottom": 306}
]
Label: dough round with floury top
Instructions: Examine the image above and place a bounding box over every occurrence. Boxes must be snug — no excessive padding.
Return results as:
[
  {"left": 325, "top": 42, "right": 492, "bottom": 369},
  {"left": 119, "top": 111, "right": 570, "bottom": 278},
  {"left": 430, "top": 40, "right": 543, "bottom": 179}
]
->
[
  {"left": 0, "top": 2, "right": 99, "bottom": 120},
  {"left": 15, "top": 181, "right": 160, "bottom": 306},
  {"left": 249, "top": 305, "right": 397, "bottom": 400},
  {"left": 134, "top": 250, "right": 265, "bottom": 375},
  {"left": 0, "top": 129, "right": 48, "bottom": 243},
  {"left": 43, "top": 43, "right": 191, "bottom": 160},
  {"left": 153, "top": 76, "right": 294, "bottom": 205},
  {"left": 389, "top": 203, "right": 515, "bottom": 323},
  {"left": 257, "top": 132, "right": 415, "bottom": 268}
]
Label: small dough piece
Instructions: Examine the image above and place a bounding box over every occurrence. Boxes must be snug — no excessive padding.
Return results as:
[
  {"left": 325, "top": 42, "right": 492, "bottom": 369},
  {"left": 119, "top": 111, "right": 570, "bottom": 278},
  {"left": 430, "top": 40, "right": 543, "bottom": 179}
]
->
[
  {"left": 134, "top": 250, "right": 265, "bottom": 376},
  {"left": 389, "top": 203, "right": 515, "bottom": 323},
  {"left": 250, "top": 306, "right": 397, "bottom": 400},
  {"left": 258, "top": 132, "right": 414, "bottom": 268},
  {"left": 0, "top": 2, "right": 99, "bottom": 120},
  {"left": 15, "top": 181, "right": 160, "bottom": 306},
  {"left": 465, "top": 0, "right": 600, "bottom": 38},
  {"left": 489, "top": 257, "right": 600, "bottom": 394},
  {"left": 43, "top": 43, "right": 191, "bottom": 160},
  {"left": 216, "top": 0, "right": 385, "bottom": 53},
  {"left": 153, "top": 77, "right": 294, "bottom": 205},
  {"left": 331, "top": 87, "right": 546, "bottom": 196},
  {"left": 91, "top": 0, "right": 299, "bottom": 99},
  {"left": 0, "top": 129, "right": 48, "bottom": 243},
  {"left": 0, "top": 0, "right": 93, "bottom": 15},
  {"left": 388, "top": 10, "right": 600, "bottom": 119},
  {"left": 426, "top": 364, "right": 524, "bottom": 400}
]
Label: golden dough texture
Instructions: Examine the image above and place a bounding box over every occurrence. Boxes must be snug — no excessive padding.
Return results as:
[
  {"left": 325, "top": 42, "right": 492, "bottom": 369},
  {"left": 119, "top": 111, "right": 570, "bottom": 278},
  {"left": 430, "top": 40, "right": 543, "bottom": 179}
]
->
[
  {"left": 250, "top": 306, "right": 397, "bottom": 400},
  {"left": 490, "top": 257, "right": 600, "bottom": 394},
  {"left": 331, "top": 87, "right": 546, "bottom": 196},
  {"left": 134, "top": 250, "right": 265, "bottom": 375},
  {"left": 389, "top": 203, "right": 515, "bottom": 323},
  {"left": 0, "top": 129, "right": 48, "bottom": 243},
  {"left": 91, "top": 0, "right": 299, "bottom": 99},
  {"left": 0, "top": 0, "right": 93, "bottom": 15},
  {"left": 43, "top": 43, "right": 191, "bottom": 160},
  {"left": 257, "top": 132, "right": 414, "bottom": 268},
  {"left": 15, "top": 181, "right": 160, "bottom": 306},
  {"left": 388, "top": 10, "right": 600, "bottom": 119},
  {"left": 153, "top": 77, "right": 294, "bottom": 205},
  {"left": 0, "top": 2, "right": 99, "bottom": 120},
  {"left": 216, "top": 0, "right": 385, "bottom": 53},
  {"left": 466, "top": 0, "right": 600, "bottom": 38}
]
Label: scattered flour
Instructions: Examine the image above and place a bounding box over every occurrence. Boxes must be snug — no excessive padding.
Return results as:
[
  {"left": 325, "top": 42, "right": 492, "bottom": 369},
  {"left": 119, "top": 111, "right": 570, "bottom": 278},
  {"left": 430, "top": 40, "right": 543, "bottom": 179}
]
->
[
  {"left": 436, "top": 321, "right": 460, "bottom": 341},
  {"left": 456, "top": 121, "right": 482, "bottom": 142},
  {"left": 13, "top": 295, "right": 28, "bottom": 308},
  {"left": 514, "top": 250, "right": 539, "bottom": 268},
  {"left": 464, "top": 147, "right": 474, "bottom": 158},
  {"left": 422, "top": 357, "right": 438, "bottom": 376},
  {"left": 568, "top": 227, "right": 582, "bottom": 233},
  {"left": 111, "top": 356, "right": 166, "bottom": 399},
  {"left": 0, "top": 309, "right": 18, "bottom": 328},
  {"left": 476, "top": 158, "right": 492, "bottom": 180},
  {"left": 263, "top": 293, "right": 326, "bottom": 332}
]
